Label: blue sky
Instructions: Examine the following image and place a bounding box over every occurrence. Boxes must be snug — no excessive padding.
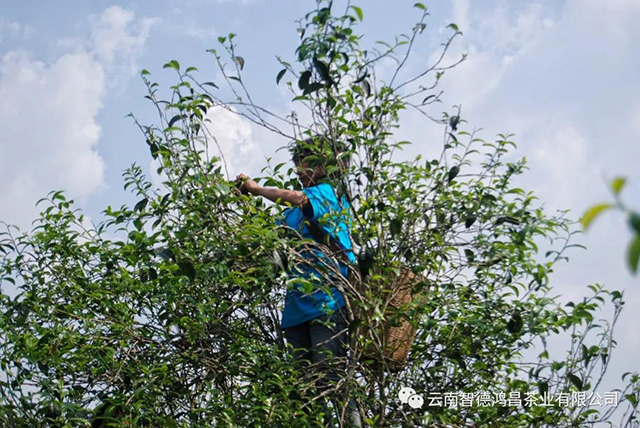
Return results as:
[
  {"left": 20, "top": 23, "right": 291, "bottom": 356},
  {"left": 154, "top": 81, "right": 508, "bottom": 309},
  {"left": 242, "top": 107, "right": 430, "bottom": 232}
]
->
[{"left": 1, "top": 0, "right": 639, "bottom": 423}]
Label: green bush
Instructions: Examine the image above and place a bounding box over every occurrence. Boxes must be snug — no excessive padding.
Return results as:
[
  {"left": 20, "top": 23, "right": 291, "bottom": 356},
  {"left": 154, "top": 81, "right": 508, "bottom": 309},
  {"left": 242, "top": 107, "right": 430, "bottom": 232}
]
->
[{"left": 1, "top": 2, "right": 638, "bottom": 427}]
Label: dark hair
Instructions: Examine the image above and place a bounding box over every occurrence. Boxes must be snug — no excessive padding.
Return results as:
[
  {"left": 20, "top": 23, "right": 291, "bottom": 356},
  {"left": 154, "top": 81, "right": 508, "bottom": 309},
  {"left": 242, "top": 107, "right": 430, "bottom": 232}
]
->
[
  {"left": 289, "top": 135, "right": 351, "bottom": 175},
  {"left": 290, "top": 134, "right": 352, "bottom": 200},
  {"left": 291, "top": 136, "right": 324, "bottom": 164}
]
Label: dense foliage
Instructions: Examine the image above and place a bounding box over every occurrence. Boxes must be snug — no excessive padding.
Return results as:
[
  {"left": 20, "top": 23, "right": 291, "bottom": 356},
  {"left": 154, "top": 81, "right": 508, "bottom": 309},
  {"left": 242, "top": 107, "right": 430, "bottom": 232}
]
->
[{"left": 1, "top": 2, "right": 638, "bottom": 427}]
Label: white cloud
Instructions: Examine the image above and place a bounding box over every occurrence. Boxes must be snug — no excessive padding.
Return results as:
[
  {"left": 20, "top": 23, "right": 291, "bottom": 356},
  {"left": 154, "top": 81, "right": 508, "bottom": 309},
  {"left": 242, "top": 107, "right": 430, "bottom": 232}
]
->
[
  {"left": 434, "top": 0, "right": 556, "bottom": 110},
  {"left": 0, "top": 7, "right": 158, "bottom": 229},
  {"left": 0, "top": 50, "right": 106, "bottom": 227},
  {"left": 203, "top": 106, "right": 261, "bottom": 179},
  {"left": 506, "top": 117, "right": 595, "bottom": 214},
  {"left": 0, "top": 17, "right": 34, "bottom": 41},
  {"left": 183, "top": 22, "right": 217, "bottom": 40},
  {"left": 90, "top": 6, "right": 160, "bottom": 76},
  {"left": 184, "top": 26, "right": 217, "bottom": 40},
  {"left": 148, "top": 105, "right": 266, "bottom": 193},
  {"left": 451, "top": 0, "right": 470, "bottom": 36}
]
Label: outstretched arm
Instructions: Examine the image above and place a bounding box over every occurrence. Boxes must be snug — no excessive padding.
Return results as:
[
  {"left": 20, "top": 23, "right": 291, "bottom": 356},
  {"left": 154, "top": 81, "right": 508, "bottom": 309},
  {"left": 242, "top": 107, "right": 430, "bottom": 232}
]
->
[{"left": 236, "top": 174, "right": 310, "bottom": 209}]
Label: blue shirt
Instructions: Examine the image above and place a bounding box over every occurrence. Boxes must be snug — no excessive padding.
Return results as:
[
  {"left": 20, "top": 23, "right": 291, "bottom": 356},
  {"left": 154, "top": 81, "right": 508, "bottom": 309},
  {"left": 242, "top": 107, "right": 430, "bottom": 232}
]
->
[{"left": 276, "top": 182, "right": 357, "bottom": 329}]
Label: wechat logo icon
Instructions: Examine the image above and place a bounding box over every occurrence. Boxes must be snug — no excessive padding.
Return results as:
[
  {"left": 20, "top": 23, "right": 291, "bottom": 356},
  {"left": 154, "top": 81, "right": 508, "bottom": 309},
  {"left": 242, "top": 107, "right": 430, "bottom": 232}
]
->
[{"left": 399, "top": 387, "right": 424, "bottom": 409}]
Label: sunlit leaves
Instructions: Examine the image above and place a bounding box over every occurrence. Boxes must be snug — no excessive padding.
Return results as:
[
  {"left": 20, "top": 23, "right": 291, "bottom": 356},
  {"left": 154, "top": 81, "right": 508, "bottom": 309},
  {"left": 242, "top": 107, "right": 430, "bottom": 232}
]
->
[
  {"left": 611, "top": 176, "right": 626, "bottom": 195},
  {"left": 582, "top": 175, "right": 640, "bottom": 276},
  {"left": 580, "top": 203, "right": 612, "bottom": 229},
  {"left": 163, "top": 60, "right": 180, "bottom": 71},
  {"left": 350, "top": 5, "right": 363, "bottom": 21}
]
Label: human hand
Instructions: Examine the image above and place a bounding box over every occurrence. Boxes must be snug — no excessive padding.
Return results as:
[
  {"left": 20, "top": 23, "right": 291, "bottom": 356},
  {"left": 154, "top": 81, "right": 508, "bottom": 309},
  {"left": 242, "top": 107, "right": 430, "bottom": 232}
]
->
[{"left": 235, "top": 173, "right": 259, "bottom": 195}]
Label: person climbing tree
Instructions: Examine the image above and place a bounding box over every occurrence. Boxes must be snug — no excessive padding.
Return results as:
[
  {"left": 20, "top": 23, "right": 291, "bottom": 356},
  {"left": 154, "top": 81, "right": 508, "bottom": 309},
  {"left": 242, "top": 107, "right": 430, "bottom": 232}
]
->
[{"left": 236, "top": 135, "right": 362, "bottom": 427}]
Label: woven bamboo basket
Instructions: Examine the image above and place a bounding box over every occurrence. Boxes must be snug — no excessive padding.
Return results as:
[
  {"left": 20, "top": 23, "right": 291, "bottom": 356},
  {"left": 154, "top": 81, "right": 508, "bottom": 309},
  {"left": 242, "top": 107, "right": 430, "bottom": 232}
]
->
[{"left": 361, "top": 267, "right": 426, "bottom": 373}]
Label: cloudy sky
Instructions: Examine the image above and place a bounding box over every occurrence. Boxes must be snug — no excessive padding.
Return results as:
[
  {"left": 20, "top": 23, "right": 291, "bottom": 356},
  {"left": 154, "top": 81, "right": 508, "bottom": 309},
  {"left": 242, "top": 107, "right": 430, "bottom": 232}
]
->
[{"left": 1, "top": 0, "right": 638, "bottom": 423}]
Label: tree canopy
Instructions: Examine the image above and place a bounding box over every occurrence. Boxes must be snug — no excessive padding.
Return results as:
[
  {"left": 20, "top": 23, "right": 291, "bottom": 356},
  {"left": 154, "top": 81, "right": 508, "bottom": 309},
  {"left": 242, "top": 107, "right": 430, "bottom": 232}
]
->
[{"left": 1, "top": 2, "right": 639, "bottom": 427}]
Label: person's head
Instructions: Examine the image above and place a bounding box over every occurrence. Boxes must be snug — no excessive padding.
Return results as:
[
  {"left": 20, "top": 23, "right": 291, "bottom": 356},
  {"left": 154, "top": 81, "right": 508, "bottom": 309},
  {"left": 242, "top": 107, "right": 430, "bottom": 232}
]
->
[
  {"left": 291, "top": 136, "right": 329, "bottom": 188},
  {"left": 290, "top": 134, "right": 351, "bottom": 188}
]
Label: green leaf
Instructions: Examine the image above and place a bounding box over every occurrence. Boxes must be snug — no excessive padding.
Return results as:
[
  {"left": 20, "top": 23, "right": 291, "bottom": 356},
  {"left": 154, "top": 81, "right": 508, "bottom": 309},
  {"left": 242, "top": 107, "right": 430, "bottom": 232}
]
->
[
  {"left": 580, "top": 203, "right": 612, "bottom": 229},
  {"left": 448, "top": 23, "right": 459, "bottom": 32},
  {"left": 611, "top": 176, "right": 626, "bottom": 195},
  {"left": 464, "top": 249, "right": 474, "bottom": 263},
  {"left": 449, "top": 115, "right": 460, "bottom": 131},
  {"left": 538, "top": 381, "right": 549, "bottom": 396},
  {"left": 360, "top": 80, "right": 371, "bottom": 98},
  {"left": 233, "top": 56, "right": 245, "bottom": 70},
  {"left": 390, "top": 218, "right": 402, "bottom": 237},
  {"left": 627, "top": 235, "right": 640, "bottom": 274},
  {"left": 154, "top": 247, "right": 174, "bottom": 261},
  {"left": 581, "top": 344, "right": 590, "bottom": 365},
  {"left": 350, "top": 6, "right": 363, "bottom": 21},
  {"left": 464, "top": 217, "right": 476, "bottom": 228},
  {"left": 447, "top": 165, "right": 460, "bottom": 182},
  {"left": 178, "top": 261, "right": 196, "bottom": 281},
  {"left": 567, "top": 373, "right": 583, "bottom": 390},
  {"left": 163, "top": 417, "right": 178, "bottom": 428},
  {"left": 303, "top": 82, "right": 323, "bottom": 95},
  {"left": 495, "top": 216, "right": 520, "bottom": 226},
  {"left": 276, "top": 69, "right": 287, "bottom": 84},
  {"left": 185, "top": 66, "right": 198, "bottom": 73},
  {"left": 313, "top": 58, "right": 331, "bottom": 83},
  {"left": 353, "top": 70, "right": 368, "bottom": 84},
  {"left": 134, "top": 198, "right": 148, "bottom": 212},
  {"left": 163, "top": 60, "right": 180, "bottom": 71},
  {"left": 168, "top": 114, "right": 185, "bottom": 128},
  {"left": 628, "top": 212, "right": 640, "bottom": 234},
  {"left": 298, "top": 70, "right": 311, "bottom": 91},
  {"left": 141, "top": 69, "right": 150, "bottom": 76},
  {"left": 422, "top": 94, "right": 435, "bottom": 104},
  {"left": 507, "top": 312, "right": 523, "bottom": 334},
  {"left": 149, "top": 143, "right": 159, "bottom": 159},
  {"left": 414, "top": 3, "right": 426, "bottom": 10}
]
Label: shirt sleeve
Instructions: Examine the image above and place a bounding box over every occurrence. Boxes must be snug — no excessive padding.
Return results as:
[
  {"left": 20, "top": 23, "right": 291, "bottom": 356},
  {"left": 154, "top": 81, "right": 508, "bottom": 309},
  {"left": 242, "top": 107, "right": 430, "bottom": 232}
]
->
[{"left": 301, "top": 184, "right": 333, "bottom": 222}]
